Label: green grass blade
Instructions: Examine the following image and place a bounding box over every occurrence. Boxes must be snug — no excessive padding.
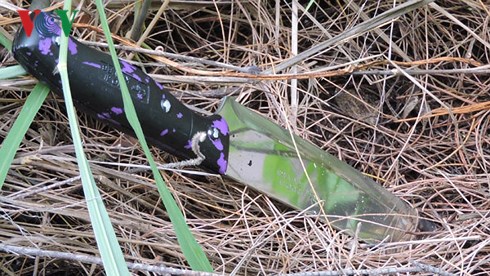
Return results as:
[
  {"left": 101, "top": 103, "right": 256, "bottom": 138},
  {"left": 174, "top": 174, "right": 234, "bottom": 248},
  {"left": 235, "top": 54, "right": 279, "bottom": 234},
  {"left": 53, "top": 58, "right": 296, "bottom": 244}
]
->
[
  {"left": 0, "top": 30, "right": 12, "bottom": 51},
  {"left": 94, "top": 0, "right": 213, "bottom": 271},
  {"left": 57, "top": 3, "right": 130, "bottom": 275},
  {"left": 0, "top": 84, "right": 49, "bottom": 189},
  {"left": 0, "top": 65, "right": 27, "bottom": 80}
]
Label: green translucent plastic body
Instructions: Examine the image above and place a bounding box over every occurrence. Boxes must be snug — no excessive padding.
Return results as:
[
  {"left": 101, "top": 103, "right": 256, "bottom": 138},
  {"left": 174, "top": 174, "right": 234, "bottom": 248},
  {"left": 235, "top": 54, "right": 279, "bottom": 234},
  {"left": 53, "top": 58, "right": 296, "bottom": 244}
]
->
[{"left": 217, "top": 97, "right": 419, "bottom": 243}]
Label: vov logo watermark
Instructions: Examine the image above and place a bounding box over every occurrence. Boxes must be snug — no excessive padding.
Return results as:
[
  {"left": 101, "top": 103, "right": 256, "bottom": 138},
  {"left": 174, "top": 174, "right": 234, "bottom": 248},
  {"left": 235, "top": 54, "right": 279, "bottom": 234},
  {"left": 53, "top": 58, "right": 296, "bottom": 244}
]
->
[{"left": 17, "top": 9, "right": 78, "bottom": 37}]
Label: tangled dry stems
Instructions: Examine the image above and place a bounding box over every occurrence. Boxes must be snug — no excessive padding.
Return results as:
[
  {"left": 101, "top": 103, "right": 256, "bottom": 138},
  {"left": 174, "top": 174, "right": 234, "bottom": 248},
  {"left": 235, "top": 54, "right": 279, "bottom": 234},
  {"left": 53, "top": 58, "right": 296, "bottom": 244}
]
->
[{"left": 1, "top": 0, "right": 489, "bottom": 275}]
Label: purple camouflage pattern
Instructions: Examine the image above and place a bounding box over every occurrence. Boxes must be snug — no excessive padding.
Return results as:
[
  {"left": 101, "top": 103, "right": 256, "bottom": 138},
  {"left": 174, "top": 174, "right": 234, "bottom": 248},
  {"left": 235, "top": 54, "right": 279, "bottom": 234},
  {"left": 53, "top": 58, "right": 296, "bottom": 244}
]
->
[{"left": 13, "top": 11, "right": 230, "bottom": 175}]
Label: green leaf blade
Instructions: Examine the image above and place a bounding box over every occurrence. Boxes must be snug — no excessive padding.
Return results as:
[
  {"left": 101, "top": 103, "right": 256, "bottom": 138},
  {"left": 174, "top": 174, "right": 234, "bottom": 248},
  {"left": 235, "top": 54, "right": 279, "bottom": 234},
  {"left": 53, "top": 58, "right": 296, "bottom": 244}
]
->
[
  {"left": 94, "top": 0, "right": 213, "bottom": 271},
  {"left": 0, "top": 84, "right": 49, "bottom": 189},
  {"left": 58, "top": 3, "right": 130, "bottom": 274}
]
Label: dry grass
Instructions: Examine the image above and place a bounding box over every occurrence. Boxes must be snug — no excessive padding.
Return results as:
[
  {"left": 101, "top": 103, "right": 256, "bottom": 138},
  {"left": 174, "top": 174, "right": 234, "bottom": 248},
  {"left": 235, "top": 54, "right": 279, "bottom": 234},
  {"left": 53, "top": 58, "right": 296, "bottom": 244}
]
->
[{"left": 1, "top": 0, "right": 489, "bottom": 275}]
